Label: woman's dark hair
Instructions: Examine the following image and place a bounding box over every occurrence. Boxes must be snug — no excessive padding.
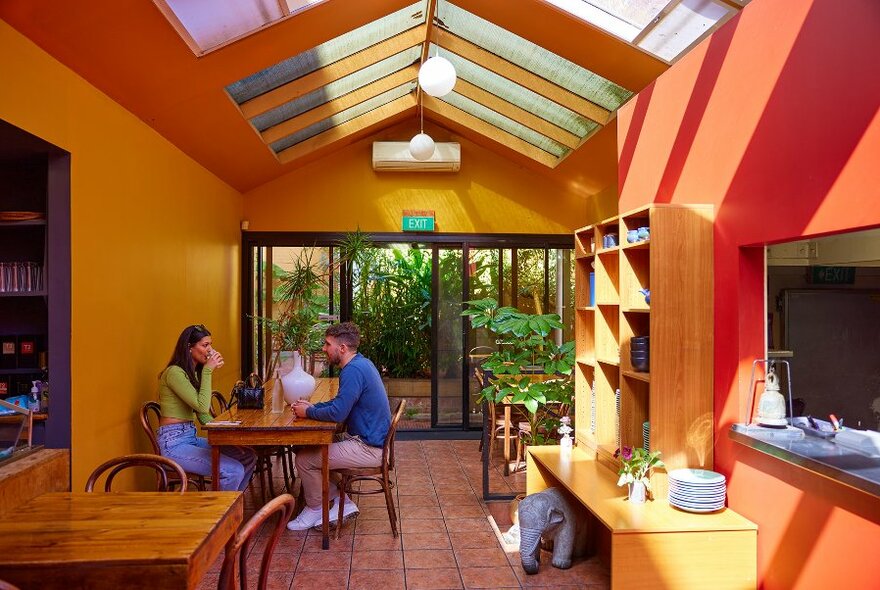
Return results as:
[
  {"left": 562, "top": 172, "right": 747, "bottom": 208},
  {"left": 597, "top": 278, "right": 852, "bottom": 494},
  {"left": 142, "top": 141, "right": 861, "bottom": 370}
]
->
[{"left": 164, "top": 324, "right": 211, "bottom": 387}]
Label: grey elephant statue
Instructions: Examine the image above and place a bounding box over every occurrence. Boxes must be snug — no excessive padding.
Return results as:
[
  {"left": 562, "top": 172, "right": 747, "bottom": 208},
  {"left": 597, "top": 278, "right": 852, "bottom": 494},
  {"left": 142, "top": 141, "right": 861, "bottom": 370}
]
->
[{"left": 518, "top": 487, "right": 588, "bottom": 574}]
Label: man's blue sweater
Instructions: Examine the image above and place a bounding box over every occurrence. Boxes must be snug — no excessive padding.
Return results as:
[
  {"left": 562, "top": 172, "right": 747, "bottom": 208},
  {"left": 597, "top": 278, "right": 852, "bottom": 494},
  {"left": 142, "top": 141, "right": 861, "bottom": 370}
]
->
[{"left": 306, "top": 353, "right": 391, "bottom": 447}]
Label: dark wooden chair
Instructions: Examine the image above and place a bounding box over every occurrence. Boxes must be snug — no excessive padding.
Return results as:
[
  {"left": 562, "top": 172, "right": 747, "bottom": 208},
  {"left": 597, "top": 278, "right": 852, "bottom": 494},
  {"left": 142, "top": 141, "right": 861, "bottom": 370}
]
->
[
  {"left": 211, "top": 389, "right": 295, "bottom": 501},
  {"left": 210, "top": 390, "right": 229, "bottom": 419},
  {"left": 332, "top": 399, "right": 406, "bottom": 539},
  {"left": 139, "top": 401, "right": 208, "bottom": 490},
  {"left": 218, "top": 493, "right": 296, "bottom": 590},
  {"left": 85, "top": 453, "right": 188, "bottom": 492}
]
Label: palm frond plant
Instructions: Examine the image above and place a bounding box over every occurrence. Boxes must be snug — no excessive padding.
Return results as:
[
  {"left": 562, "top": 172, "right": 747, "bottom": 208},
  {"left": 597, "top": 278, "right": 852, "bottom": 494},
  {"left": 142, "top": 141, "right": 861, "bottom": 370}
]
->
[{"left": 462, "top": 297, "right": 575, "bottom": 446}]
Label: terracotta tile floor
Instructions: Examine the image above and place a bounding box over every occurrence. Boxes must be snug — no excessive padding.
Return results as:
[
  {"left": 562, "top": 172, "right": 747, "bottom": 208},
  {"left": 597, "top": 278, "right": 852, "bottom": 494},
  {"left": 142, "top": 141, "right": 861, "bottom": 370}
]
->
[{"left": 198, "top": 440, "right": 609, "bottom": 590}]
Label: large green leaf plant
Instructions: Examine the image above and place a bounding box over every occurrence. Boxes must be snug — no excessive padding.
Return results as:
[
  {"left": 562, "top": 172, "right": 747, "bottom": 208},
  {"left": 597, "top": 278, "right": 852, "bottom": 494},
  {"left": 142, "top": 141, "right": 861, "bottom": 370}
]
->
[{"left": 462, "top": 297, "right": 575, "bottom": 445}]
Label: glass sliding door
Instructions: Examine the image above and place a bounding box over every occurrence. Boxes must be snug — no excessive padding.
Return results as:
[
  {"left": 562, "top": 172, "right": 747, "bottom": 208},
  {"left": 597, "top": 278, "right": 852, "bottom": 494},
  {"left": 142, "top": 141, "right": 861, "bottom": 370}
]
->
[
  {"left": 242, "top": 232, "right": 573, "bottom": 438},
  {"left": 434, "top": 246, "right": 464, "bottom": 427}
]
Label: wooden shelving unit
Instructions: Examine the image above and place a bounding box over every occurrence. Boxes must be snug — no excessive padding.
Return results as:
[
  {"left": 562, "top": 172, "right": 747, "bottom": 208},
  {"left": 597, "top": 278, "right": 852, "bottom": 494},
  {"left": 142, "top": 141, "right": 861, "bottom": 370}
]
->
[{"left": 573, "top": 204, "right": 714, "bottom": 498}]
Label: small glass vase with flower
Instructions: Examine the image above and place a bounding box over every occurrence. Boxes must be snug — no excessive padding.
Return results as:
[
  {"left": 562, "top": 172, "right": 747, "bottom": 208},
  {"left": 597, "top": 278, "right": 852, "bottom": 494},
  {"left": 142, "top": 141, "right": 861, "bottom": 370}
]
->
[{"left": 614, "top": 446, "right": 664, "bottom": 503}]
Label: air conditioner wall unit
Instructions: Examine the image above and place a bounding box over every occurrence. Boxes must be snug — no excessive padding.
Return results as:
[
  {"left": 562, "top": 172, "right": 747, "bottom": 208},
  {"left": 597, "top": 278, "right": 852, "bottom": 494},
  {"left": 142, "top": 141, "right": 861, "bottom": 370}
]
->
[{"left": 372, "top": 141, "right": 461, "bottom": 172}]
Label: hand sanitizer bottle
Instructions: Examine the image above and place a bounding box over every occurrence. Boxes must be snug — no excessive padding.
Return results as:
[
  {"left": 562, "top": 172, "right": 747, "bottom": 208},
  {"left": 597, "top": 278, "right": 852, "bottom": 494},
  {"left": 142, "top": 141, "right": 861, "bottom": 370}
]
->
[
  {"left": 559, "top": 416, "right": 573, "bottom": 457},
  {"left": 271, "top": 370, "right": 284, "bottom": 413},
  {"left": 29, "top": 380, "right": 41, "bottom": 412}
]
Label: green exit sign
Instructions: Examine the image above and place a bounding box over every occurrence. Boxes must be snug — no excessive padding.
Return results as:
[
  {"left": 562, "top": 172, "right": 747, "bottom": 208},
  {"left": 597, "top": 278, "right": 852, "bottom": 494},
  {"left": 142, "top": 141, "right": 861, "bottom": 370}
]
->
[
  {"left": 402, "top": 210, "right": 435, "bottom": 232},
  {"left": 808, "top": 266, "right": 856, "bottom": 284}
]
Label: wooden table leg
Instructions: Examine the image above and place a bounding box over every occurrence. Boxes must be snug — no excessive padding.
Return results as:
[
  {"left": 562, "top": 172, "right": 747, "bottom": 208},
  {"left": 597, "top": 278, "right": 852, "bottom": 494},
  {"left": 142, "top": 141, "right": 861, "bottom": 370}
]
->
[
  {"left": 321, "top": 445, "right": 329, "bottom": 550},
  {"left": 503, "top": 405, "right": 512, "bottom": 476},
  {"left": 212, "top": 445, "right": 220, "bottom": 491}
]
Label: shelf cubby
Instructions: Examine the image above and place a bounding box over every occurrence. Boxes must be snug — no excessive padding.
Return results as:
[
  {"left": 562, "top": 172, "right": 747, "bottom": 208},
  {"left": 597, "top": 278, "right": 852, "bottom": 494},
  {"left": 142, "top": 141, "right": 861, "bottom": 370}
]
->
[
  {"left": 574, "top": 259, "right": 594, "bottom": 308},
  {"left": 620, "top": 247, "right": 650, "bottom": 310},
  {"left": 594, "top": 250, "right": 619, "bottom": 303},
  {"left": 575, "top": 309, "right": 595, "bottom": 363},
  {"left": 574, "top": 226, "right": 594, "bottom": 259}
]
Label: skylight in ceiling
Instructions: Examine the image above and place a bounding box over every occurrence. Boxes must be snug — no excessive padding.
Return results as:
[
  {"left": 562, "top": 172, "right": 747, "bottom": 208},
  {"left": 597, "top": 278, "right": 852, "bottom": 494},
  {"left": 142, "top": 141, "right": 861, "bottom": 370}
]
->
[
  {"left": 542, "top": 0, "right": 738, "bottom": 63},
  {"left": 154, "top": 0, "right": 327, "bottom": 55}
]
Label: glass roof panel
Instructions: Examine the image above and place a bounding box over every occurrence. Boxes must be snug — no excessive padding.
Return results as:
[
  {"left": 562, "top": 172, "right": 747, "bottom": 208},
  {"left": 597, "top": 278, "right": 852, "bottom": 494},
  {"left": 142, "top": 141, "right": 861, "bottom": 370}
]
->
[
  {"left": 441, "top": 50, "right": 598, "bottom": 139},
  {"left": 269, "top": 84, "right": 415, "bottom": 153},
  {"left": 437, "top": 1, "right": 633, "bottom": 111},
  {"left": 439, "top": 92, "right": 569, "bottom": 158},
  {"left": 585, "top": 0, "right": 671, "bottom": 29},
  {"left": 227, "top": 1, "right": 426, "bottom": 104},
  {"left": 541, "top": 0, "right": 639, "bottom": 41},
  {"left": 637, "top": 0, "right": 731, "bottom": 62},
  {"left": 159, "top": 0, "right": 327, "bottom": 54},
  {"left": 252, "top": 47, "right": 421, "bottom": 132}
]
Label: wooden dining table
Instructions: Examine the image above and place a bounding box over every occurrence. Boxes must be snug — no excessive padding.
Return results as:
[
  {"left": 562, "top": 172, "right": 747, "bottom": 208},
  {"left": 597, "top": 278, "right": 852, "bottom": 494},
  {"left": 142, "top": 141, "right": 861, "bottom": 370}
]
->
[
  {"left": 205, "top": 377, "right": 339, "bottom": 549},
  {"left": 0, "top": 491, "right": 243, "bottom": 589}
]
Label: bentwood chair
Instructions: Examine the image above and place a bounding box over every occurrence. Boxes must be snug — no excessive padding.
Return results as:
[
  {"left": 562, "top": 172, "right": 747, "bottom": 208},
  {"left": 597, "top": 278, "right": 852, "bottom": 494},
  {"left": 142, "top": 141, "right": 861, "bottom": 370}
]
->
[
  {"left": 332, "top": 399, "right": 406, "bottom": 539},
  {"left": 218, "top": 493, "right": 296, "bottom": 590},
  {"left": 85, "top": 453, "right": 188, "bottom": 492},
  {"left": 140, "top": 401, "right": 208, "bottom": 490}
]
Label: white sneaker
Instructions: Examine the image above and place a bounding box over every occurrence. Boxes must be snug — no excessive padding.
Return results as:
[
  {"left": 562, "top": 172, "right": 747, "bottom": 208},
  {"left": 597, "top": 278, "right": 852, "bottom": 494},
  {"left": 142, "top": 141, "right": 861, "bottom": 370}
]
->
[
  {"left": 286, "top": 505, "right": 323, "bottom": 531},
  {"left": 329, "top": 495, "right": 359, "bottom": 523}
]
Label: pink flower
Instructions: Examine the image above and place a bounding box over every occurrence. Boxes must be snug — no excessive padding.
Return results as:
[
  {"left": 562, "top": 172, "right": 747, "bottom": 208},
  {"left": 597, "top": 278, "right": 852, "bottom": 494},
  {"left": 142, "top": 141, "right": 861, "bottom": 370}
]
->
[{"left": 621, "top": 446, "right": 633, "bottom": 461}]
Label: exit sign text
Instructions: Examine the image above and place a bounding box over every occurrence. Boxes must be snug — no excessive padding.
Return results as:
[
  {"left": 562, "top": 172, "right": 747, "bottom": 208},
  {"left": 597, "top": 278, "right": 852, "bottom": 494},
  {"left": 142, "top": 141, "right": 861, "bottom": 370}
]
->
[{"left": 402, "top": 210, "right": 435, "bottom": 232}]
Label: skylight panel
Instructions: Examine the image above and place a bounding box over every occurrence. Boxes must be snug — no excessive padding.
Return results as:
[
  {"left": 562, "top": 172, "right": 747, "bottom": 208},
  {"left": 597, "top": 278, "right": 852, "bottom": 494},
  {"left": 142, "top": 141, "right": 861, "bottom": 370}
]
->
[
  {"left": 440, "top": 93, "right": 569, "bottom": 158},
  {"left": 269, "top": 84, "right": 415, "bottom": 153},
  {"left": 442, "top": 52, "right": 597, "bottom": 139},
  {"left": 437, "top": 2, "right": 632, "bottom": 111},
  {"left": 637, "top": 0, "right": 732, "bottom": 62},
  {"left": 227, "top": 1, "right": 426, "bottom": 104},
  {"left": 252, "top": 47, "right": 421, "bottom": 132},
  {"left": 155, "top": 0, "right": 327, "bottom": 55}
]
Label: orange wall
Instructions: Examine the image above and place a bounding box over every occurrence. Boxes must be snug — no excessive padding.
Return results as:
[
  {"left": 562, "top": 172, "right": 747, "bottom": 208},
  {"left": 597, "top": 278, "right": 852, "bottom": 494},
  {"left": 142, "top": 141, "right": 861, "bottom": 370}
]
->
[
  {"left": 1, "top": 21, "right": 243, "bottom": 489},
  {"left": 616, "top": 0, "right": 880, "bottom": 587},
  {"left": 244, "top": 119, "right": 607, "bottom": 233}
]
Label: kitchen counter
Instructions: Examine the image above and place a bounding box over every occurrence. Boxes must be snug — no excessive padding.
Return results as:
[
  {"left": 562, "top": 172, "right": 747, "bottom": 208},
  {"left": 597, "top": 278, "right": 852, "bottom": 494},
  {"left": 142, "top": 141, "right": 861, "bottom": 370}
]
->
[{"left": 729, "top": 427, "right": 880, "bottom": 497}]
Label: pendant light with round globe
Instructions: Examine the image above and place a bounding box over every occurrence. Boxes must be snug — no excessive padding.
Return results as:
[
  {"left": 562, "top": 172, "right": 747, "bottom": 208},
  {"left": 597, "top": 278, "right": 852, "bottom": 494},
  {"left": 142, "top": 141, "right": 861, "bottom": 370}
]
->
[
  {"left": 409, "top": 132, "right": 435, "bottom": 160},
  {"left": 418, "top": 55, "right": 456, "bottom": 97}
]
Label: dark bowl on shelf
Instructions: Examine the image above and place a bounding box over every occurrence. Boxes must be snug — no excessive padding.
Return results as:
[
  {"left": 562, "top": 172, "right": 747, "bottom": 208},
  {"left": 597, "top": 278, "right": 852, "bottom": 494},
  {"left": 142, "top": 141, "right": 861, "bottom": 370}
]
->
[
  {"left": 630, "top": 338, "right": 649, "bottom": 351},
  {"left": 632, "top": 358, "right": 650, "bottom": 372}
]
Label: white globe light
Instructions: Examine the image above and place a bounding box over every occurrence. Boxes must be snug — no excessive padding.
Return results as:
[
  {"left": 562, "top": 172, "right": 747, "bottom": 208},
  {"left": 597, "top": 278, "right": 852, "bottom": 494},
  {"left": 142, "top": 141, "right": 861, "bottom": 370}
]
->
[
  {"left": 418, "top": 56, "right": 457, "bottom": 97},
  {"left": 409, "top": 133, "right": 436, "bottom": 161}
]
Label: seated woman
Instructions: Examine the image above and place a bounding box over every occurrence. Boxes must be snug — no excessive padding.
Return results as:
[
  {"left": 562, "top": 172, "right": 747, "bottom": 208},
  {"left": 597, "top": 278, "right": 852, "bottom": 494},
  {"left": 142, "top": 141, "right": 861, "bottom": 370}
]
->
[{"left": 156, "top": 324, "right": 256, "bottom": 491}]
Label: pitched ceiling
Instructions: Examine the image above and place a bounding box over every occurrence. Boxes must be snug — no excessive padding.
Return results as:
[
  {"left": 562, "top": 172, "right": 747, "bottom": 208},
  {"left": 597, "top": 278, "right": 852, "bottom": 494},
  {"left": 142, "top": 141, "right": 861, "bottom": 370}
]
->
[{"left": 0, "top": 0, "right": 745, "bottom": 193}]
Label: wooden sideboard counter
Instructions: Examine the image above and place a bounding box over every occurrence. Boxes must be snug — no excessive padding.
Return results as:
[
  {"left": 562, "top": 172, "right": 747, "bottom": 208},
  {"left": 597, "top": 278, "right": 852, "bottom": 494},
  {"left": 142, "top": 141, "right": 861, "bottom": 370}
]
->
[
  {"left": 527, "top": 445, "right": 757, "bottom": 589},
  {"left": 0, "top": 447, "right": 69, "bottom": 516}
]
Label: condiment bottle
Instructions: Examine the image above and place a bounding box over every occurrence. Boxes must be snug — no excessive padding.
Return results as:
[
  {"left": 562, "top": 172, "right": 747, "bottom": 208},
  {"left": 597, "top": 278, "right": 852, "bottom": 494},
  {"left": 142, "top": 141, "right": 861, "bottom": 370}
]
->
[{"left": 271, "top": 370, "right": 284, "bottom": 413}]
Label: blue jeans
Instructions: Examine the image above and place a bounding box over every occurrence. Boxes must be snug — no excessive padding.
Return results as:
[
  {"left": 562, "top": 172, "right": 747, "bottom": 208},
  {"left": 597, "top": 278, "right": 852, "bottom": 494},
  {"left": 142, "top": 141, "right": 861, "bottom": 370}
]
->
[{"left": 157, "top": 422, "right": 256, "bottom": 491}]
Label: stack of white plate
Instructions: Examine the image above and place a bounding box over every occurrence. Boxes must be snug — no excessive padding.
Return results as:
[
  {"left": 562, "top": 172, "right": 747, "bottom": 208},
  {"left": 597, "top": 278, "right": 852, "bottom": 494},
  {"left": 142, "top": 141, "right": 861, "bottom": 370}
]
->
[
  {"left": 642, "top": 421, "right": 650, "bottom": 452},
  {"left": 668, "top": 468, "right": 726, "bottom": 513}
]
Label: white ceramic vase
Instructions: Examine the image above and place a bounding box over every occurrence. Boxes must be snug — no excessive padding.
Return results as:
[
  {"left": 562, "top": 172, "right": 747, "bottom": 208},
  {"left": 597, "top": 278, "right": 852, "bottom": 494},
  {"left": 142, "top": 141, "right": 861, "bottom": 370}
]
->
[
  {"left": 628, "top": 480, "right": 647, "bottom": 503},
  {"left": 280, "top": 351, "right": 315, "bottom": 405}
]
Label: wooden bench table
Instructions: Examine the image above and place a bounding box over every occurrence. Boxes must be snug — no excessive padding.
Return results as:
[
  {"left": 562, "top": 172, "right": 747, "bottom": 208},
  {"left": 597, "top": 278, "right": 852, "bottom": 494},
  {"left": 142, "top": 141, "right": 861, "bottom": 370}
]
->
[
  {"left": 527, "top": 445, "right": 757, "bottom": 589},
  {"left": 0, "top": 491, "right": 243, "bottom": 589}
]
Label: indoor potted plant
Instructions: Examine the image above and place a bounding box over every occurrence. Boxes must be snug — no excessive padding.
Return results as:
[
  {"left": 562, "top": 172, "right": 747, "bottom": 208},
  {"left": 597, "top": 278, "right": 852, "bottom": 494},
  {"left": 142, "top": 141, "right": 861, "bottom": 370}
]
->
[
  {"left": 461, "top": 297, "right": 575, "bottom": 447},
  {"left": 614, "top": 445, "right": 664, "bottom": 503}
]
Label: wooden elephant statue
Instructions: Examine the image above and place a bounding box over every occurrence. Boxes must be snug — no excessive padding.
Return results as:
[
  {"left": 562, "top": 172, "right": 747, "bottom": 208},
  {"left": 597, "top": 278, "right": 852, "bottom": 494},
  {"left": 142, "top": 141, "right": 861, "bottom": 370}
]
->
[{"left": 518, "top": 487, "right": 588, "bottom": 574}]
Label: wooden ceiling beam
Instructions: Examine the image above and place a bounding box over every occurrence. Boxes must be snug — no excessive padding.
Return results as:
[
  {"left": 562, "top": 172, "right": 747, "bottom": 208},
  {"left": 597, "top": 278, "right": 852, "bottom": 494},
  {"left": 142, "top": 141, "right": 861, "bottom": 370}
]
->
[
  {"left": 452, "top": 78, "right": 581, "bottom": 149},
  {"left": 432, "top": 28, "right": 611, "bottom": 126},
  {"left": 240, "top": 23, "right": 427, "bottom": 119},
  {"left": 276, "top": 94, "right": 417, "bottom": 164},
  {"left": 423, "top": 96, "right": 559, "bottom": 168},
  {"left": 261, "top": 64, "right": 419, "bottom": 144}
]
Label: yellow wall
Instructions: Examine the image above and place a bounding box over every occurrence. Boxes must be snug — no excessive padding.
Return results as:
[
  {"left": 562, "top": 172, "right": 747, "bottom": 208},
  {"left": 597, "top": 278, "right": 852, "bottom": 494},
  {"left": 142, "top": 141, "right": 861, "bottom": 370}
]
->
[
  {"left": 245, "top": 120, "right": 599, "bottom": 233},
  {"left": 1, "top": 21, "right": 243, "bottom": 489}
]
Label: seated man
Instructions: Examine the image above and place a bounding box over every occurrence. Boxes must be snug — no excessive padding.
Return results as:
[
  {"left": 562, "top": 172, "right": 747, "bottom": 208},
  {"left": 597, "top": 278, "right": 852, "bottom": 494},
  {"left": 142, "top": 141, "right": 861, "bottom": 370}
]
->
[{"left": 287, "top": 321, "right": 392, "bottom": 530}]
